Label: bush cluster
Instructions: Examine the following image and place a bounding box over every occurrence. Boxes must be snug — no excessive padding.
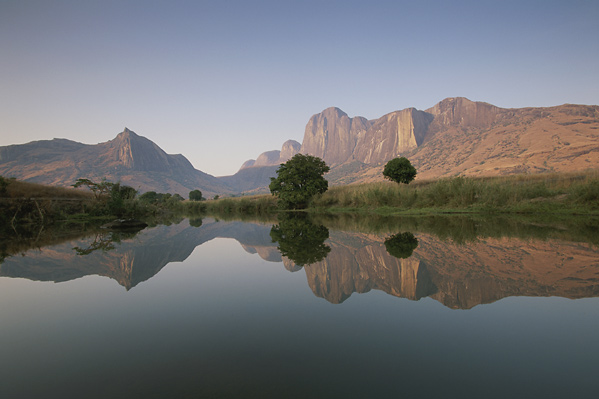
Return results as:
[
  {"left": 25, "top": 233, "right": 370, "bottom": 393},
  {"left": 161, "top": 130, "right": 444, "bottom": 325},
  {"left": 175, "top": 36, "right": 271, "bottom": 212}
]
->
[{"left": 204, "top": 195, "right": 277, "bottom": 216}]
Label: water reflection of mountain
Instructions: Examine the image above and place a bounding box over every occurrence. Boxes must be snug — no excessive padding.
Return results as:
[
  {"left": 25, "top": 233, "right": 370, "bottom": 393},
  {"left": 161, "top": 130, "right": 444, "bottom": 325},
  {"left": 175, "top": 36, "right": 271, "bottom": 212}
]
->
[
  {"left": 1, "top": 218, "right": 598, "bottom": 308},
  {"left": 299, "top": 231, "right": 599, "bottom": 308},
  {"left": 0, "top": 219, "right": 276, "bottom": 290}
]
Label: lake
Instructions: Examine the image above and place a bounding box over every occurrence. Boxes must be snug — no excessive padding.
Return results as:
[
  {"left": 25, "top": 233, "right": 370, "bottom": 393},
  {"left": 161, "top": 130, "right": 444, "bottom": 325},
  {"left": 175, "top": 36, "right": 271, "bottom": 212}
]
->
[{"left": 1, "top": 214, "right": 599, "bottom": 398}]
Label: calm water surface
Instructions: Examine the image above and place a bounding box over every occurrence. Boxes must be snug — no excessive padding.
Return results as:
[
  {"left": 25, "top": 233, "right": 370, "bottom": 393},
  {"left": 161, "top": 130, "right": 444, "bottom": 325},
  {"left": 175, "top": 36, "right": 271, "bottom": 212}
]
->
[{"left": 1, "top": 216, "right": 598, "bottom": 398}]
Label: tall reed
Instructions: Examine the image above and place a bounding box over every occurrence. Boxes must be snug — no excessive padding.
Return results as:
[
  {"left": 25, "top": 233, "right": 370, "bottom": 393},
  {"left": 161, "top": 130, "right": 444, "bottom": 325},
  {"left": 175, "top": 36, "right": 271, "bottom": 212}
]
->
[{"left": 312, "top": 170, "right": 599, "bottom": 213}]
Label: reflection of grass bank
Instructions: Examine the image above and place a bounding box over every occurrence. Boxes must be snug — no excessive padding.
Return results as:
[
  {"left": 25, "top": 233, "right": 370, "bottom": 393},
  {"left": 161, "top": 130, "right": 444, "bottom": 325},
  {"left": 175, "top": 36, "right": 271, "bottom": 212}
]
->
[
  {"left": 312, "top": 170, "right": 599, "bottom": 215},
  {"left": 312, "top": 212, "right": 599, "bottom": 246},
  {"left": 0, "top": 213, "right": 197, "bottom": 264}
]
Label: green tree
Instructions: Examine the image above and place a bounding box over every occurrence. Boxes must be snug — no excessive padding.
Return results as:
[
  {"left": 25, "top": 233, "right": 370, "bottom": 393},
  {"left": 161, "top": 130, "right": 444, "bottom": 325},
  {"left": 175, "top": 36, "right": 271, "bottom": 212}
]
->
[
  {"left": 189, "top": 218, "right": 203, "bottom": 227},
  {"left": 270, "top": 213, "right": 330, "bottom": 266},
  {"left": 171, "top": 193, "right": 185, "bottom": 202},
  {"left": 72, "top": 178, "right": 114, "bottom": 198},
  {"left": 0, "top": 176, "right": 9, "bottom": 196},
  {"left": 107, "top": 182, "right": 137, "bottom": 217},
  {"left": 139, "top": 191, "right": 159, "bottom": 203},
  {"left": 269, "top": 154, "right": 330, "bottom": 209},
  {"left": 383, "top": 157, "right": 417, "bottom": 184},
  {"left": 189, "top": 189, "right": 204, "bottom": 201}
]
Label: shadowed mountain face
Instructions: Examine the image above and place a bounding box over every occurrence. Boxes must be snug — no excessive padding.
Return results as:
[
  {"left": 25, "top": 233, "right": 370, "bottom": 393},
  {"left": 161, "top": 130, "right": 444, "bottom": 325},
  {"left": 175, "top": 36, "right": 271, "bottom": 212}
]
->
[
  {"left": 2, "top": 217, "right": 598, "bottom": 308},
  {"left": 0, "top": 128, "right": 232, "bottom": 197}
]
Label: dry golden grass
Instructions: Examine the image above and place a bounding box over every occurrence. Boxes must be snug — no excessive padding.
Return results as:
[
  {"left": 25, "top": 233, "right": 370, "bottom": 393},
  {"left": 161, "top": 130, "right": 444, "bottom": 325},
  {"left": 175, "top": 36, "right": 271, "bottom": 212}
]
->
[
  {"left": 3, "top": 179, "right": 94, "bottom": 199},
  {"left": 313, "top": 169, "right": 599, "bottom": 212}
]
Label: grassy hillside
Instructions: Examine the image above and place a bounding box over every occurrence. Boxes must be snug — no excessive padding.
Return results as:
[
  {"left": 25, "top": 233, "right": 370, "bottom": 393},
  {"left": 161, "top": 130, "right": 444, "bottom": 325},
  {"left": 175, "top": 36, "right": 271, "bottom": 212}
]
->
[{"left": 1, "top": 177, "right": 94, "bottom": 199}]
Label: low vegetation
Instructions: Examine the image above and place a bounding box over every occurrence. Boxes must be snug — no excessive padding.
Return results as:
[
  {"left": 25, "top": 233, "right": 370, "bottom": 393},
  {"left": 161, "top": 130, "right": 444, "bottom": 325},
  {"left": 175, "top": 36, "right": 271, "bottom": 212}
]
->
[
  {"left": 3, "top": 168, "right": 599, "bottom": 234},
  {"left": 0, "top": 176, "right": 207, "bottom": 231},
  {"left": 311, "top": 170, "right": 599, "bottom": 214},
  {"left": 204, "top": 194, "right": 278, "bottom": 217}
]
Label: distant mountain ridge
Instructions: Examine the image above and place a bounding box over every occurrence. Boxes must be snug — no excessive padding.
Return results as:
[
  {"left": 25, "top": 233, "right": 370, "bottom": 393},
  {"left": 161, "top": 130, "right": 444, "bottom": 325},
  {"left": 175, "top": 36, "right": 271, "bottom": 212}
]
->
[
  {"left": 0, "top": 128, "right": 233, "bottom": 196},
  {"left": 1, "top": 98, "right": 598, "bottom": 195}
]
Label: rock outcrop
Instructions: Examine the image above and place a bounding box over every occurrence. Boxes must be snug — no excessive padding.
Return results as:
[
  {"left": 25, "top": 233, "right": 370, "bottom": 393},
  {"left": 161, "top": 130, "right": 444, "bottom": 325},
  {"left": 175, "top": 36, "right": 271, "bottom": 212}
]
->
[
  {"left": 300, "top": 107, "right": 372, "bottom": 166},
  {"left": 279, "top": 139, "right": 302, "bottom": 161},
  {"left": 425, "top": 97, "right": 500, "bottom": 129},
  {"left": 352, "top": 108, "right": 433, "bottom": 164}
]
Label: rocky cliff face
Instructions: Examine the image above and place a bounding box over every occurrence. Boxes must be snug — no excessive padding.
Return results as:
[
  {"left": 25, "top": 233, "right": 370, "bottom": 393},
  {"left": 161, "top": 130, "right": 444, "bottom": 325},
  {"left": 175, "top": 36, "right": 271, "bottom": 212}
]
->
[
  {"left": 425, "top": 97, "right": 500, "bottom": 129},
  {"left": 300, "top": 107, "right": 372, "bottom": 166},
  {"left": 279, "top": 139, "right": 302, "bottom": 161},
  {"left": 352, "top": 108, "right": 433, "bottom": 164},
  {"left": 291, "top": 97, "right": 599, "bottom": 185}
]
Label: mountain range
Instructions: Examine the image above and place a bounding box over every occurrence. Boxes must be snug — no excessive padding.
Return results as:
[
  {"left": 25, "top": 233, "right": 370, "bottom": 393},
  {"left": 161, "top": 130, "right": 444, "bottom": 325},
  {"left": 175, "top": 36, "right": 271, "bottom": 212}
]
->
[{"left": 1, "top": 97, "right": 597, "bottom": 196}]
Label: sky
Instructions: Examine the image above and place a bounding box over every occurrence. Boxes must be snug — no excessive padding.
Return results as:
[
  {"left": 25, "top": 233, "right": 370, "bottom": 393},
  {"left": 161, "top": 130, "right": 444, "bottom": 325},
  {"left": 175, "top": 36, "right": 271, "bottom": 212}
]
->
[{"left": 1, "top": 0, "right": 598, "bottom": 176}]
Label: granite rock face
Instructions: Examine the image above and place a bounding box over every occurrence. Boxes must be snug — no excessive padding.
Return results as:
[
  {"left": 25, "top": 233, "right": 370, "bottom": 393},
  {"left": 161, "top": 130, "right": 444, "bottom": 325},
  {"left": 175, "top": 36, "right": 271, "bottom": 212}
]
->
[
  {"left": 279, "top": 139, "right": 302, "bottom": 161},
  {"left": 290, "top": 97, "right": 599, "bottom": 184},
  {"left": 425, "top": 97, "right": 500, "bottom": 129},
  {"left": 300, "top": 107, "right": 372, "bottom": 166},
  {"left": 352, "top": 108, "right": 433, "bottom": 164}
]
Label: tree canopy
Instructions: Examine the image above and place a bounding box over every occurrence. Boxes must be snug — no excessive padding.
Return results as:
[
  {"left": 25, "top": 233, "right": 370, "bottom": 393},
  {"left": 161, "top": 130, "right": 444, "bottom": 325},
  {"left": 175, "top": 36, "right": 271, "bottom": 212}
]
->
[
  {"left": 72, "top": 178, "right": 114, "bottom": 198},
  {"left": 383, "top": 157, "right": 417, "bottom": 184},
  {"left": 269, "top": 154, "right": 330, "bottom": 209},
  {"left": 189, "top": 189, "right": 204, "bottom": 201}
]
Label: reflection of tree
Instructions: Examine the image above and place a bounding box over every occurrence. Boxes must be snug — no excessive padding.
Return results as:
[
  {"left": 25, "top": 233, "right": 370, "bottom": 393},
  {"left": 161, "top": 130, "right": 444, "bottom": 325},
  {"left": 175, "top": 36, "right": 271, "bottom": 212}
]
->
[
  {"left": 384, "top": 232, "right": 418, "bottom": 259},
  {"left": 270, "top": 213, "right": 331, "bottom": 266},
  {"left": 73, "top": 230, "right": 140, "bottom": 256},
  {"left": 189, "top": 218, "right": 203, "bottom": 227}
]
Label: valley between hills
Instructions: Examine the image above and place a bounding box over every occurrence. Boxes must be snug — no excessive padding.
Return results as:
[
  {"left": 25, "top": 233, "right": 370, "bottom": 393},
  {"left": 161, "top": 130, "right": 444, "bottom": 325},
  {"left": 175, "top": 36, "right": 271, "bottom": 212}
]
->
[{"left": 1, "top": 97, "right": 598, "bottom": 197}]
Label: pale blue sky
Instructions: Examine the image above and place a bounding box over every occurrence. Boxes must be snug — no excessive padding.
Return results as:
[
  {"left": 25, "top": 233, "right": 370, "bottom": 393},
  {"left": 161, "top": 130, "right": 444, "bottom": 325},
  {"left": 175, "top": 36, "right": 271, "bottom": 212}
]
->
[{"left": 1, "top": 0, "right": 598, "bottom": 176}]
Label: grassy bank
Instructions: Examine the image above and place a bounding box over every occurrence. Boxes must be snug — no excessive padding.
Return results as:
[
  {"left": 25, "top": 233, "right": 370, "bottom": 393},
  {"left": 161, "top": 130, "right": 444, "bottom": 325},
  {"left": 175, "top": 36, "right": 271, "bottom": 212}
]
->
[
  {"left": 4, "top": 170, "right": 598, "bottom": 229},
  {"left": 204, "top": 194, "right": 278, "bottom": 217},
  {"left": 0, "top": 177, "right": 207, "bottom": 229},
  {"left": 311, "top": 170, "right": 599, "bottom": 215}
]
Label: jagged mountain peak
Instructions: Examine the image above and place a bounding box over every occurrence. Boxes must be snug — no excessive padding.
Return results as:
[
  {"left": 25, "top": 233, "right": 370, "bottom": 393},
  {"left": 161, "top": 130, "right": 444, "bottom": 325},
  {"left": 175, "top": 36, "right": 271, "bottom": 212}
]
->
[
  {"left": 317, "top": 106, "right": 348, "bottom": 118},
  {"left": 114, "top": 127, "right": 141, "bottom": 141},
  {"left": 0, "top": 128, "right": 232, "bottom": 196}
]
